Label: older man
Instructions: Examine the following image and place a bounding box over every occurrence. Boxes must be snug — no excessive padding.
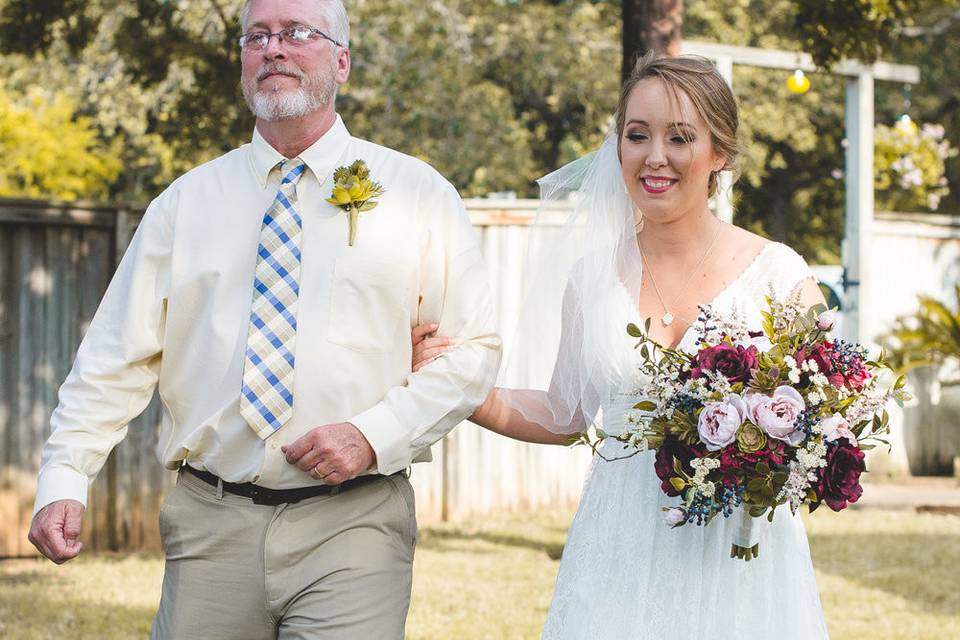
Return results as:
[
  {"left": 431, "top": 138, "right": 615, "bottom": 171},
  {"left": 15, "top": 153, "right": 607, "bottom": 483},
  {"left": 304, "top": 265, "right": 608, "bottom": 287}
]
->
[{"left": 27, "top": 0, "right": 501, "bottom": 637}]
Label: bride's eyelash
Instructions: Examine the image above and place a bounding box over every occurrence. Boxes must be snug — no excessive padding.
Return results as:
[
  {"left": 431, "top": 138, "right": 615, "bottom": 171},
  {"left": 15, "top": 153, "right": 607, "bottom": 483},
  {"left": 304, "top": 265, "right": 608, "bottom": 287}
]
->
[{"left": 626, "top": 131, "right": 648, "bottom": 142}]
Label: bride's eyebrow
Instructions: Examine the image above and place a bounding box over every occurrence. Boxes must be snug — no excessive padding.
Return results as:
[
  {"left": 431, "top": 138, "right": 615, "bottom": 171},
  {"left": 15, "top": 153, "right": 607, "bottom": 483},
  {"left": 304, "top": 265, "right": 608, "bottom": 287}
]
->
[{"left": 624, "top": 119, "right": 649, "bottom": 127}]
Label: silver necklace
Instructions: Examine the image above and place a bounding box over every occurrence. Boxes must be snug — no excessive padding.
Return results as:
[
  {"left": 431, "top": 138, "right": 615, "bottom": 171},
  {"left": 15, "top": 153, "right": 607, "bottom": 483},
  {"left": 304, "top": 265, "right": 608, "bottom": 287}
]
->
[{"left": 640, "top": 221, "right": 724, "bottom": 327}]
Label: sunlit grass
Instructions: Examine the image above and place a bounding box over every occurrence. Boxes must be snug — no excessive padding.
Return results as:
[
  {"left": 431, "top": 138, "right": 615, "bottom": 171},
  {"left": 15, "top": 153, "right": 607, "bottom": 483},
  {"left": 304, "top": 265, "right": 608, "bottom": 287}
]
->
[{"left": 1, "top": 508, "right": 956, "bottom": 639}]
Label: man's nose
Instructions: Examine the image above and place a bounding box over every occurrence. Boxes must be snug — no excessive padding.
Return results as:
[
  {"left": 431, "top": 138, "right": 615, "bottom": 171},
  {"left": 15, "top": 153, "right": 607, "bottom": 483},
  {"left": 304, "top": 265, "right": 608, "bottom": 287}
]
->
[{"left": 262, "top": 34, "right": 286, "bottom": 59}]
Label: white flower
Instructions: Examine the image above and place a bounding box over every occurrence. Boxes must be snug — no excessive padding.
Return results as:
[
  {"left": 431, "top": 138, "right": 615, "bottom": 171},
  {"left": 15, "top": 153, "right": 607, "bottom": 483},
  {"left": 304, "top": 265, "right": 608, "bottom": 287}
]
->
[
  {"left": 789, "top": 370, "right": 802, "bottom": 384},
  {"left": 736, "top": 334, "right": 773, "bottom": 352}
]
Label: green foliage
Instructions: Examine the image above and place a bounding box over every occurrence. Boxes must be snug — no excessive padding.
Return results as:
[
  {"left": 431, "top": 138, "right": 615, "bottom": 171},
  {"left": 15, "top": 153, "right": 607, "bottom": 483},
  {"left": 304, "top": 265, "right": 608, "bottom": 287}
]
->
[
  {"left": 882, "top": 284, "right": 960, "bottom": 379},
  {"left": 791, "top": 0, "right": 931, "bottom": 69},
  {"left": 0, "top": 84, "right": 121, "bottom": 200},
  {"left": 685, "top": 0, "right": 849, "bottom": 263},
  {"left": 875, "top": 120, "right": 958, "bottom": 211}
]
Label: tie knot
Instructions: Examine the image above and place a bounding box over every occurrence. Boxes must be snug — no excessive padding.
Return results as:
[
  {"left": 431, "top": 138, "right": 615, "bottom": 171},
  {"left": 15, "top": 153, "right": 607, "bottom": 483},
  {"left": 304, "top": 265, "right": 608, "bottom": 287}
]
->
[{"left": 279, "top": 159, "right": 307, "bottom": 186}]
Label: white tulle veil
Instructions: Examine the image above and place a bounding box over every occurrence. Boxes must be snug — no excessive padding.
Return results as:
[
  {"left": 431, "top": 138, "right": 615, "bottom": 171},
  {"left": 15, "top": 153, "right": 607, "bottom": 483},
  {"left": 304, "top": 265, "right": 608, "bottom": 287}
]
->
[{"left": 494, "top": 131, "right": 644, "bottom": 434}]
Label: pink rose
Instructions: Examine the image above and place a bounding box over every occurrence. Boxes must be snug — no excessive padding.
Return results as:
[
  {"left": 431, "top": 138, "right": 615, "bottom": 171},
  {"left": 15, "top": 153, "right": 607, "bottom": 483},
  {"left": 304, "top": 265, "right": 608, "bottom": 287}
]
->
[
  {"left": 744, "top": 386, "right": 806, "bottom": 445},
  {"left": 697, "top": 395, "right": 748, "bottom": 451},
  {"left": 664, "top": 508, "right": 686, "bottom": 527},
  {"left": 818, "top": 413, "right": 857, "bottom": 446},
  {"left": 817, "top": 310, "right": 837, "bottom": 331}
]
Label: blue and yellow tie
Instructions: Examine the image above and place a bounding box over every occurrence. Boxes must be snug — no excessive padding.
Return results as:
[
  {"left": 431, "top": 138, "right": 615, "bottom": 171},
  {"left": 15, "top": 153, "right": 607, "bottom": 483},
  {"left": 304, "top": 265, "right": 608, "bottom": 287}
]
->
[{"left": 240, "top": 158, "right": 307, "bottom": 439}]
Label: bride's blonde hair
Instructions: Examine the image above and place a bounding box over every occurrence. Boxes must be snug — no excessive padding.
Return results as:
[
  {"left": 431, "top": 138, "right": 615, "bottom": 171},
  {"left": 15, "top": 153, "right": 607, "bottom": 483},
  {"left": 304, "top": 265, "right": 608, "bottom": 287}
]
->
[{"left": 615, "top": 52, "right": 741, "bottom": 198}]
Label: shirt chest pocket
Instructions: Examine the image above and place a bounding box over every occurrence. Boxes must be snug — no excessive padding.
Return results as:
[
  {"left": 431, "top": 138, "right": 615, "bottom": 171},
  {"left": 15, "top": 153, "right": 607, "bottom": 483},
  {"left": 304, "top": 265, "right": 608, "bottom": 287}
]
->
[{"left": 327, "top": 256, "right": 411, "bottom": 353}]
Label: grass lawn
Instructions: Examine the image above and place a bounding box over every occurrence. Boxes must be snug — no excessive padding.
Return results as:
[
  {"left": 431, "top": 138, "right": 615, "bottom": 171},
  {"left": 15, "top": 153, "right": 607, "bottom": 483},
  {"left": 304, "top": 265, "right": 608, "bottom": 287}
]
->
[{"left": 1, "top": 508, "right": 957, "bottom": 639}]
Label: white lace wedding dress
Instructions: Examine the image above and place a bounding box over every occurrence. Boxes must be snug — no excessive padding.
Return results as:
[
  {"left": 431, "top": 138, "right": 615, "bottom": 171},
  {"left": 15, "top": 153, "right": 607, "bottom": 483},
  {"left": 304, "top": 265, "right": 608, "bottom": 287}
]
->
[{"left": 542, "top": 242, "right": 830, "bottom": 639}]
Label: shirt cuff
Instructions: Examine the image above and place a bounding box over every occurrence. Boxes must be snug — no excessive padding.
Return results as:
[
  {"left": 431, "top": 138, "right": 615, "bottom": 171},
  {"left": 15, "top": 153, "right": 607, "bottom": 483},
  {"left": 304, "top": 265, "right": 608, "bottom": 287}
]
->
[
  {"left": 33, "top": 466, "right": 90, "bottom": 518},
  {"left": 349, "top": 404, "right": 411, "bottom": 476}
]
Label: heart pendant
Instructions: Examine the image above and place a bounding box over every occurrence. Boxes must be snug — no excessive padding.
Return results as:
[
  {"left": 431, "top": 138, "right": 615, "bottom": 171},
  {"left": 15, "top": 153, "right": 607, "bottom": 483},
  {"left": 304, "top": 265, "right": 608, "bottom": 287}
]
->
[{"left": 661, "top": 312, "right": 674, "bottom": 326}]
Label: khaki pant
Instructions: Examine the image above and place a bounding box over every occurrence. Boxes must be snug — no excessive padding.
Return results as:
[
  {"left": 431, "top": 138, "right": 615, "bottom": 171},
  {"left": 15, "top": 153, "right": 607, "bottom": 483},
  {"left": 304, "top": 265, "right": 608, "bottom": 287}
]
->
[{"left": 151, "top": 469, "right": 417, "bottom": 639}]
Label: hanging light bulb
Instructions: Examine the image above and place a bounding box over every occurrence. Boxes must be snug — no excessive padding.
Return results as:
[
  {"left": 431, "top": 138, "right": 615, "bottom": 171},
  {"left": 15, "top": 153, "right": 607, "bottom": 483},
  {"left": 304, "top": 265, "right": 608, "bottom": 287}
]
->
[
  {"left": 786, "top": 69, "right": 810, "bottom": 95},
  {"left": 895, "top": 113, "right": 918, "bottom": 135}
]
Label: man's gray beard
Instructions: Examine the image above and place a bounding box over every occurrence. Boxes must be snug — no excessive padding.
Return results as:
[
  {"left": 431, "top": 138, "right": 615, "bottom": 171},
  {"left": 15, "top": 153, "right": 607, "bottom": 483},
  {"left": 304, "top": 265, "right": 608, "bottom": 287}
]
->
[{"left": 243, "top": 68, "right": 338, "bottom": 121}]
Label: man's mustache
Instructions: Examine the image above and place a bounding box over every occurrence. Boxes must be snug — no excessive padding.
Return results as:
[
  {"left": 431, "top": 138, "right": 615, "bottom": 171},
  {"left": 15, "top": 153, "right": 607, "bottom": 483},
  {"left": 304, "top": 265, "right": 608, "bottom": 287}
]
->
[{"left": 257, "top": 64, "right": 304, "bottom": 82}]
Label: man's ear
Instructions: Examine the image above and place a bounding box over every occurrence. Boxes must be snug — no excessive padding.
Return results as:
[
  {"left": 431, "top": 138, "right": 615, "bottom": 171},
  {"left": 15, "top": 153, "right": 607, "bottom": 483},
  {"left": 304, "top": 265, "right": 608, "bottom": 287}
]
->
[{"left": 336, "top": 48, "right": 351, "bottom": 85}]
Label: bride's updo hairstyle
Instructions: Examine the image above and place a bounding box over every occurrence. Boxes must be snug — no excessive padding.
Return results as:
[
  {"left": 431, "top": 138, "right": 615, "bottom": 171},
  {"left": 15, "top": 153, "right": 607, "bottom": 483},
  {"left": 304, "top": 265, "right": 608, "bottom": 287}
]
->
[{"left": 615, "top": 52, "right": 741, "bottom": 198}]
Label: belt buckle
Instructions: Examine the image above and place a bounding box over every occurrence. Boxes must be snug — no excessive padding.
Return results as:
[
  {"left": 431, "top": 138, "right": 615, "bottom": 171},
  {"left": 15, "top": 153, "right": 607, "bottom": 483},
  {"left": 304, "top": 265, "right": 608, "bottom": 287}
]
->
[{"left": 248, "top": 486, "right": 270, "bottom": 505}]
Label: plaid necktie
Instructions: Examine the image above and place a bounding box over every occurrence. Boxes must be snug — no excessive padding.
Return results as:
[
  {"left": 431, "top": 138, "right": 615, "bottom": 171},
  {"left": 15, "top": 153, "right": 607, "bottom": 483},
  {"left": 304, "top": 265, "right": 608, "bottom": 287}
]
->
[{"left": 240, "top": 158, "right": 308, "bottom": 439}]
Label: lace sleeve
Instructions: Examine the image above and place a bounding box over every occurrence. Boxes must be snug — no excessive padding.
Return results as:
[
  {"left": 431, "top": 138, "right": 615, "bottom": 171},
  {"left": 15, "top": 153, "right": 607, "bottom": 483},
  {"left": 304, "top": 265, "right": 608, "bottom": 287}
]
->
[{"left": 741, "top": 242, "right": 818, "bottom": 304}]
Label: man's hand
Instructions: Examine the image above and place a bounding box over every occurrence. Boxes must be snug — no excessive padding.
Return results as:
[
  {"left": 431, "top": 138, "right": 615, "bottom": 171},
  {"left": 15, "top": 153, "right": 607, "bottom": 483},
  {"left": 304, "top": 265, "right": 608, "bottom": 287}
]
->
[
  {"left": 282, "top": 422, "right": 376, "bottom": 484},
  {"left": 28, "top": 499, "right": 85, "bottom": 564}
]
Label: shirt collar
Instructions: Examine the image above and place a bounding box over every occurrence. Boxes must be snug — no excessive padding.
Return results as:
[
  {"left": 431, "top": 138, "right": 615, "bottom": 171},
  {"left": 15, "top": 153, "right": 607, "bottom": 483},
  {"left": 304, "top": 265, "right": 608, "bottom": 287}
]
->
[{"left": 249, "top": 114, "right": 352, "bottom": 189}]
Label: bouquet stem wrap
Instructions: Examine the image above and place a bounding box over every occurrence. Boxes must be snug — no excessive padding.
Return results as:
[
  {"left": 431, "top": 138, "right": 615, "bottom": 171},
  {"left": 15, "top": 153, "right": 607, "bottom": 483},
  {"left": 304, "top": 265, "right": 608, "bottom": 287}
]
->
[{"left": 730, "top": 508, "right": 760, "bottom": 561}]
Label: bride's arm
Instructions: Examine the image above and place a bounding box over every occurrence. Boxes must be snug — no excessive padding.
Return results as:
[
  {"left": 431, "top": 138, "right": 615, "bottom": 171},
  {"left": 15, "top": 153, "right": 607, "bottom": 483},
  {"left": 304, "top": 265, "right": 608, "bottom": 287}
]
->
[{"left": 411, "top": 324, "right": 573, "bottom": 445}]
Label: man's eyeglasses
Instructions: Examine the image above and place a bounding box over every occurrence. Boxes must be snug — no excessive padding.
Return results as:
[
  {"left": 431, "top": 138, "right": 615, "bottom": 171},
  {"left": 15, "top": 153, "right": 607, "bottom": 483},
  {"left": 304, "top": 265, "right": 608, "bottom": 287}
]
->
[{"left": 239, "top": 25, "right": 342, "bottom": 51}]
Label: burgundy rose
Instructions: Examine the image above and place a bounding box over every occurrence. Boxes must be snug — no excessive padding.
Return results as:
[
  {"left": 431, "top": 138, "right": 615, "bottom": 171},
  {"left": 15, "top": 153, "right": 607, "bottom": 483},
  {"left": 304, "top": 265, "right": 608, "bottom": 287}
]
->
[
  {"left": 797, "top": 342, "right": 872, "bottom": 392},
  {"left": 690, "top": 343, "right": 759, "bottom": 383},
  {"left": 719, "top": 440, "right": 787, "bottom": 477},
  {"left": 815, "top": 440, "right": 866, "bottom": 511},
  {"left": 800, "top": 343, "right": 840, "bottom": 387},
  {"left": 654, "top": 436, "right": 702, "bottom": 497}
]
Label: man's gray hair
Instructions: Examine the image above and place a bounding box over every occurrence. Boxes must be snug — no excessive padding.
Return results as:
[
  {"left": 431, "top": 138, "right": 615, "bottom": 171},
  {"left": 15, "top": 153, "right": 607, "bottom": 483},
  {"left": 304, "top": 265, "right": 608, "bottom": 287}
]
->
[{"left": 239, "top": 0, "right": 350, "bottom": 48}]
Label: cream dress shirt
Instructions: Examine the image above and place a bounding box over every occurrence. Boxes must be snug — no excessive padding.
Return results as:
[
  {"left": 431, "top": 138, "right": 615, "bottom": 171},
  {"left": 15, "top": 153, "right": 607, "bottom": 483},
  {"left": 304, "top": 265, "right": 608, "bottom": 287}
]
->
[{"left": 33, "top": 116, "right": 501, "bottom": 515}]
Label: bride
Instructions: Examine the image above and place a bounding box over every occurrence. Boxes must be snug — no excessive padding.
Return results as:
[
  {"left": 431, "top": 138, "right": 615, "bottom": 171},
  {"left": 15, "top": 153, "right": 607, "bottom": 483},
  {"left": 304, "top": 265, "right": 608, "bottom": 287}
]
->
[{"left": 413, "top": 54, "right": 830, "bottom": 639}]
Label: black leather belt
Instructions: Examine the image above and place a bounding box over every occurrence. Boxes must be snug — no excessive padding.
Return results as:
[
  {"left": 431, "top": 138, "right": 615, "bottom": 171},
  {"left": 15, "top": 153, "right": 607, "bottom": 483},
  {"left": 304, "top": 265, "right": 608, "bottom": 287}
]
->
[{"left": 182, "top": 465, "right": 390, "bottom": 506}]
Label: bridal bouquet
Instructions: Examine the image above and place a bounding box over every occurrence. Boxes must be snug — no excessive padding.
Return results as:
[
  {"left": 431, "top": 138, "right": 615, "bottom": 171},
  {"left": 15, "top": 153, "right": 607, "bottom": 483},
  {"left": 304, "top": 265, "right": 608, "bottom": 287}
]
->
[{"left": 603, "top": 294, "right": 909, "bottom": 561}]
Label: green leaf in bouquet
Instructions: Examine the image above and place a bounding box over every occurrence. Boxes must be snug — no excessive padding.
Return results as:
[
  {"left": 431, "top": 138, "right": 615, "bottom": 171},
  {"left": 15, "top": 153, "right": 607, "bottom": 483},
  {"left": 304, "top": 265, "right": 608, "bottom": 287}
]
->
[
  {"left": 767, "top": 508, "right": 777, "bottom": 523},
  {"left": 859, "top": 443, "right": 877, "bottom": 451},
  {"left": 755, "top": 461, "right": 771, "bottom": 476},
  {"left": 748, "top": 505, "right": 767, "bottom": 518},
  {"left": 670, "top": 477, "right": 687, "bottom": 492},
  {"left": 640, "top": 344, "right": 650, "bottom": 360},
  {"left": 627, "top": 323, "right": 644, "bottom": 338},
  {"left": 633, "top": 400, "right": 657, "bottom": 412},
  {"left": 645, "top": 317, "right": 652, "bottom": 334},
  {"left": 747, "top": 478, "right": 766, "bottom": 493}
]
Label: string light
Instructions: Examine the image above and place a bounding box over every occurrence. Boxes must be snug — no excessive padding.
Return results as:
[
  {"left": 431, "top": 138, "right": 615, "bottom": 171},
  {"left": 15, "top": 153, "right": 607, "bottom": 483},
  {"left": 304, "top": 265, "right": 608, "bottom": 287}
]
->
[{"left": 786, "top": 69, "right": 810, "bottom": 95}]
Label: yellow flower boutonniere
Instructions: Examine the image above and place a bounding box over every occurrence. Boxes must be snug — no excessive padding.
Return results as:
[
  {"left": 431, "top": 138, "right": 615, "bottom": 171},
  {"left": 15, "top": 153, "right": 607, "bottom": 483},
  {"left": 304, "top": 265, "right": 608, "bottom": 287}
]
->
[{"left": 326, "top": 160, "right": 386, "bottom": 246}]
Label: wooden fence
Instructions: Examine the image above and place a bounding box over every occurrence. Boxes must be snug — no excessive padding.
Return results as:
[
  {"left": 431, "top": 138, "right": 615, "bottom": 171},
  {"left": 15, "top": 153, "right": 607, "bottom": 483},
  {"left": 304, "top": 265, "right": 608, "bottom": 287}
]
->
[
  {"left": 5, "top": 196, "right": 955, "bottom": 556},
  {"left": 0, "top": 197, "right": 592, "bottom": 556}
]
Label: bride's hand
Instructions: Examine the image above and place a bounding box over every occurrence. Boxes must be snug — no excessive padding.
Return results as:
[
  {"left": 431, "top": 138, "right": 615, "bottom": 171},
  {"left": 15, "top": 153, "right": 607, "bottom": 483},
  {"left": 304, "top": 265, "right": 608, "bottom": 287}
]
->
[{"left": 411, "top": 323, "right": 452, "bottom": 372}]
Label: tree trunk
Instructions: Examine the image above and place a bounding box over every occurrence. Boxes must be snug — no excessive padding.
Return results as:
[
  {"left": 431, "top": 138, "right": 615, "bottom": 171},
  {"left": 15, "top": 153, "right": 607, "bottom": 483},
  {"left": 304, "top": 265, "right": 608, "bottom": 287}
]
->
[{"left": 621, "top": 0, "right": 684, "bottom": 81}]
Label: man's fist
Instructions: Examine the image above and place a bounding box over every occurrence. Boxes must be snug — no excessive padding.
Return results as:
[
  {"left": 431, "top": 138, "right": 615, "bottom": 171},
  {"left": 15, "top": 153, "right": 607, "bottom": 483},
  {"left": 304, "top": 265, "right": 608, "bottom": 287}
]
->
[
  {"left": 282, "top": 422, "right": 376, "bottom": 485},
  {"left": 28, "top": 499, "right": 85, "bottom": 564}
]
